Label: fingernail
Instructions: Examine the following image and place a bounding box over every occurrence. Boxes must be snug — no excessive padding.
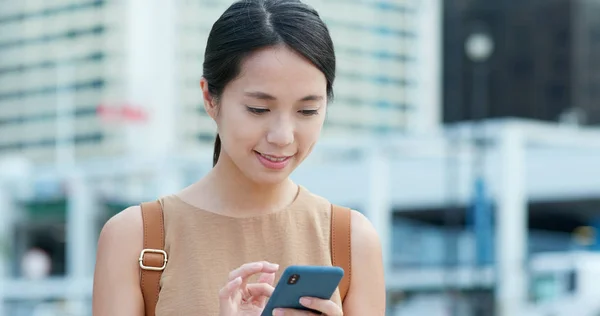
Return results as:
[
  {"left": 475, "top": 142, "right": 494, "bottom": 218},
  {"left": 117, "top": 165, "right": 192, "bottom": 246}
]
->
[
  {"left": 273, "top": 308, "right": 284, "bottom": 316},
  {"left": 300, "top": 297, "right": 312, "bottom": 306}
]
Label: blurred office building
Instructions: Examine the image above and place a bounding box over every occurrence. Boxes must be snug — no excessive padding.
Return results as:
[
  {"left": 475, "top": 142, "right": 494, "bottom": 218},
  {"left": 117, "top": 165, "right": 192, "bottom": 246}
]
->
[
  {"left": 443, "top": 0, "right": 600, "bottom": 125},
  {"left": 387, "top": 0, "right": 600, "bottom": 314},
  {"left": 0, "top": 0, "right": 440, "bottom": 165}
]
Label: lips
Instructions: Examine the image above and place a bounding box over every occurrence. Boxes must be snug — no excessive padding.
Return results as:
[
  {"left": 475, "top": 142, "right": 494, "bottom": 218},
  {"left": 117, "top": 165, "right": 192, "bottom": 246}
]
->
[
  {"left": 258, "top": 153, "right": 290, "bottom": 162},
  {"left": 254, "top": 151, "right": 294, "bottom": 170}
]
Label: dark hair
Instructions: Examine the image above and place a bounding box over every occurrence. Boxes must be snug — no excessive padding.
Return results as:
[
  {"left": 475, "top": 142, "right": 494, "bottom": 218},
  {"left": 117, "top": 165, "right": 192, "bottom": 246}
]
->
[{"left": 203, "top": 0, "right": 336, "bottom": 167}]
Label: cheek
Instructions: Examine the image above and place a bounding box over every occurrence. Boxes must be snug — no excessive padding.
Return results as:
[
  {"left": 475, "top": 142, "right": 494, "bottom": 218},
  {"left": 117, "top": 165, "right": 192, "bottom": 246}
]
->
[
  {"left": 296, "top": 117, "right": 325, "bottom": 149},
  {"left": 219, "top": 109, "right": 263, "bottom": 150}
]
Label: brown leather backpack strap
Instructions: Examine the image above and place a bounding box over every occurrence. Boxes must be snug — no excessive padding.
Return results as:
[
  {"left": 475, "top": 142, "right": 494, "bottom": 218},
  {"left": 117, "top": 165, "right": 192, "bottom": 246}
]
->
[
  {"left": 331, "top": 204, "right": 352, "bottom": 302},
  {"left": 139, "top": 201, "right": 167, "bottom": 316}
]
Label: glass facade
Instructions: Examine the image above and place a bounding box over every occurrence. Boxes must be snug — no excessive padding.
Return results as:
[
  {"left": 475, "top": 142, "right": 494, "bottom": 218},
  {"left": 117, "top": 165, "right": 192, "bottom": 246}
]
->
[{"left": 0, "top": 0, "right": 125, "bottom": 163}]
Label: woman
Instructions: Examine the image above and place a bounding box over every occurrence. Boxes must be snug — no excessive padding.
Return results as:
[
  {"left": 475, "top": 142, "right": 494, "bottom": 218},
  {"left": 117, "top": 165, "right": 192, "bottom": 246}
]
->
[{"left": 92, "top": 0, "right": 385, "bottom": 315}]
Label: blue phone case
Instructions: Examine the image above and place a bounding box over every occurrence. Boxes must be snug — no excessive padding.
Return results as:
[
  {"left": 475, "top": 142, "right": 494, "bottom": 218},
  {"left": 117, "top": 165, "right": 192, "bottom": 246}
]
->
[{"left": 261, "top": 265, "right": 344, "bottom": 316}]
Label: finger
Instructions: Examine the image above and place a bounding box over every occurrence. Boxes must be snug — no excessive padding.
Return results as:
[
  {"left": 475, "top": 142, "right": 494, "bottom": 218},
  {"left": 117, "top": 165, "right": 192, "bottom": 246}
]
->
[
  {"left": 257, "top": 272, "right": 276, "bottom": 285},
  {"left": 255, "top": 273, "right": 276, "bottom": 306},
  {"left": 218, "top": 276, "right": 242, "bottom": 301},
  {"left": 272, "top": 308, "right": 317, "bottom": 316},
  {"left": 246, "top": 282, "right": 274, "bottom": 298},
  {"left": 228, "top": 261, "right": 279, "bottom": 281},
  {"left": 299, "top": 297, "right": 342, "bottom": 315},
  {"left": 230, "top": 262, "right": 278, "bottom": 298}
]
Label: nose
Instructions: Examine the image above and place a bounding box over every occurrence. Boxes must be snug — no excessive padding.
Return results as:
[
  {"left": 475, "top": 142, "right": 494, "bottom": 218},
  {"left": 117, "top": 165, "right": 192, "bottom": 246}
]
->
[{"left": 266, "top": 115, "right": 294, "bottom": 147}]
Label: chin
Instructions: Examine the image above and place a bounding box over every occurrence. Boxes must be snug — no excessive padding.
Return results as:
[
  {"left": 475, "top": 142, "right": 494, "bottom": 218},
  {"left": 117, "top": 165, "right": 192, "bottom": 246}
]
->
[
  {"left": 242, "top": 161, "right": 296, "bottom": 185},
  {"left": 247, "top": 171, "right": 292, "bottom": 186}
]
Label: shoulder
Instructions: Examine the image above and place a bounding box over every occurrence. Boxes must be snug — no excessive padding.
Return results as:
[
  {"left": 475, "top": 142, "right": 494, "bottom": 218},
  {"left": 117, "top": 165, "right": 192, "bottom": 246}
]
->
[
  {"left": 92, "top": 206, "right": 145, "bottom": 314},
  {"left": 344, "top": 210, "right": 386, "bottom": 314},
  {"left": 349, "top": 210, "right": 381, "bottom": 250},
  {"left": 95, "top": 205, "right": 144, "bottom": 275},
  {"left": 98, "top": 205, "right": 144, "bottom": 248}
]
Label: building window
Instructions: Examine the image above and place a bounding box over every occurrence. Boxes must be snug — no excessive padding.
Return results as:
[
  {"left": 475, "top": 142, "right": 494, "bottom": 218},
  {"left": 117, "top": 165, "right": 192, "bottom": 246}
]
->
[
  {"left": 0, "top": 78, "right": 105, "bottom": 102},
  {"left": 0, "top": 51, "right": 105, "bottom": 75},
  {"left": 0, "top": 106, "right": 98, "bottom": 126},
  {"left": 0, "top": 25, "right": 105, "bottom": 50},
  {"left": 0, "top": 0, "right": 106, "bottom": 24},
  {"left": 0, "top": 132, "right": 104, "bottom": 151}
]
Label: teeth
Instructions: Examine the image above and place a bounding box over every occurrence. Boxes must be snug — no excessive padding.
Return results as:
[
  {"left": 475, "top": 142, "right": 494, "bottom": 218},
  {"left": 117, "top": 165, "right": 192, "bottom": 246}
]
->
[{"left": 261, "top": 154, "right": 287, "bottom": 162}]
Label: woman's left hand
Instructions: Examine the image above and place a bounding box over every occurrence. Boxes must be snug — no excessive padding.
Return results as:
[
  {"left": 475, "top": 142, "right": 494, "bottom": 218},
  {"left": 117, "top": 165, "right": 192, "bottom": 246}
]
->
[{"left": 272, "top": 297, "right": 342, "bottom": 315}]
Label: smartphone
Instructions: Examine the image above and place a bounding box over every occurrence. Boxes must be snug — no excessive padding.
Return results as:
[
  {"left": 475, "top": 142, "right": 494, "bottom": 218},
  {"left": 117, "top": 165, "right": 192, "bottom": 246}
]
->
[{"left": 261, "top": 265, "right": 344, "bottom": 316}]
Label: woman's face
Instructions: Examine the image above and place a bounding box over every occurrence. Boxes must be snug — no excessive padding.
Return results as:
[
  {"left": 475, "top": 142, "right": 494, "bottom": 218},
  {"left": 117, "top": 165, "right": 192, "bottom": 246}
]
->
[{"left": 202, "top": 45, "right": 328, "bottom": 185}]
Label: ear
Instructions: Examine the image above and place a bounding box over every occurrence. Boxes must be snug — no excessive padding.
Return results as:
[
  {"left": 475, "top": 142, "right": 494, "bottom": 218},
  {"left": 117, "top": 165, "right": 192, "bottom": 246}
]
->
[{"left": 200, "top": 77, "right": 218, "bottom": 120}]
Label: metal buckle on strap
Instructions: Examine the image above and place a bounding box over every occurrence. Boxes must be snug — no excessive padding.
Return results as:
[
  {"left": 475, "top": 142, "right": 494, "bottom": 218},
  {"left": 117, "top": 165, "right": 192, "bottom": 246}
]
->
[{"left": 139, "top": 249, "right": 168, "bottom": 271}]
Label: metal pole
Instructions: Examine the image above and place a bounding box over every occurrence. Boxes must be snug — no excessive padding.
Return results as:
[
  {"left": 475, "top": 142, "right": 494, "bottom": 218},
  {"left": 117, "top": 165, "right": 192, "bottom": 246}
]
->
[
  {"left": 470, "top": 51, "right": 493, "bottom": 302},
  {"left": 366, "top": 147, "right": 392, "bottom": 276},
  {"left": 467, "top": 26, "right": 494, "bottom": 272},
  {"left": 465, "top": 26, "right": 494, "bottom": 314},
  {"left": 443, "top": 127, "right": 461, "bottom": 316},
  {"left": 65, "top": 171, "right": 96, "bottom": 314},
  {"left": 0, "top": 158, "right": 31, "bottom": 316},
  {"left": 0, "top": 185, "right": 15, "bottom": 316},
  {"left": 495, "top": 125, "right": 528, "bottom": 316}
]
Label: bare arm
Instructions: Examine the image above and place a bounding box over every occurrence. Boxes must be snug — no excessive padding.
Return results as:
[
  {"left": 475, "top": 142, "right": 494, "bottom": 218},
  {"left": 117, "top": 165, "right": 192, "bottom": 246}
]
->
[
  {"left": 342, "top": 210, "right": 386, "bottom": 315},
  {"left": 92, "top": 206, "right": 145, "bottom": 316}
]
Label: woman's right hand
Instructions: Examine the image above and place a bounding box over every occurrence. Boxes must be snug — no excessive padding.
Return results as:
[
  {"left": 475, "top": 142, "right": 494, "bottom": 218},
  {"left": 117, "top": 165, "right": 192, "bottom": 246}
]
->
[{"left": 219, "top": 261, "right": 280, "bottom": 316}]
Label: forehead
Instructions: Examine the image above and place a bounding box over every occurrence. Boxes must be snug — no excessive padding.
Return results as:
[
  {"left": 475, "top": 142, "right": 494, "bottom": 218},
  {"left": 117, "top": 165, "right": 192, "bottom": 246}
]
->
[{"left": 226, "top": 45, "right": 327, "bottom": 98}]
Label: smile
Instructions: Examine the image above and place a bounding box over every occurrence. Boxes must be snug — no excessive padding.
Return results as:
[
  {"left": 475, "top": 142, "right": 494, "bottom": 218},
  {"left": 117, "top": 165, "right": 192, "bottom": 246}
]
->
[
  {"left": 254, "top": 151, "right": 293, "bottom": 170},
  {"left": 259, "top": 153, "right": 289, "bottom": 162}
]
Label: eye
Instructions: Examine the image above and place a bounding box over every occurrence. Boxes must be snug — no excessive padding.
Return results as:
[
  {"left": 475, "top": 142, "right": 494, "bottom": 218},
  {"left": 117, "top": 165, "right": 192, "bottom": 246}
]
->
[
  {"left": 299, "top": 109, "right": 319, "bottom": 116},
  {"left": 246, "top": 106, "right": 269, "bottom": 114}
]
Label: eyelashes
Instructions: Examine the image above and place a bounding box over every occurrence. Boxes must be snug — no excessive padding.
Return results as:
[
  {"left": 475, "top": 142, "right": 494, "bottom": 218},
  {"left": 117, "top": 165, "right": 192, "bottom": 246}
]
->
[
  {"left": 245, "top": 106, "right": 319, "bottom": 116},
  {"left": 246, "top": 107, "right": 269, "bottom": 114},
  {"left": 299, "top": 109, "right": 319, "bottom": 116}
]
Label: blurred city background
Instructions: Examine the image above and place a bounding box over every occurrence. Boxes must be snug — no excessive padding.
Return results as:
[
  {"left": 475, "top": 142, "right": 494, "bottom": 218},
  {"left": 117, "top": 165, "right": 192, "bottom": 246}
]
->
[{"left": 1, "top": 0, "right": 600, "bottom": 315}]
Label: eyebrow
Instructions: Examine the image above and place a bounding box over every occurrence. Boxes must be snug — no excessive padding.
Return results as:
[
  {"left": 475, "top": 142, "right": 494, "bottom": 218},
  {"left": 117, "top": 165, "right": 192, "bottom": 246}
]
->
[{"left": 244, "top": 91, "right": 324, "bottom": 102}]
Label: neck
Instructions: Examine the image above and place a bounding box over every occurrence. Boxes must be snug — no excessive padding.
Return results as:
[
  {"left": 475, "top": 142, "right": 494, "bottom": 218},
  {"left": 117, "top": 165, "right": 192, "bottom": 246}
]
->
[{"left": 190, "top": 153, "right": 298, "bottom": 217}]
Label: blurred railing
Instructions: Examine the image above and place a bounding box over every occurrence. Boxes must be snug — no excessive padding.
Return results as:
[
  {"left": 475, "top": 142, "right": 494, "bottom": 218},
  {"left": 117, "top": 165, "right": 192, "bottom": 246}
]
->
[
  {"left": 2, "top": 277, "right": 92, "bottom": 316},
  {"left": 391, "top": 218, "right": 573, "bottom": 268},
  {"left": 5, "top": 299, "right": 91, "bottom": 316}
]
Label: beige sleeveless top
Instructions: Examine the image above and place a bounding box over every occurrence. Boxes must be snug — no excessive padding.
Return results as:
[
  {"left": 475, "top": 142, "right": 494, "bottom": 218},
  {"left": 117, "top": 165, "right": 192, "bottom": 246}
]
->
[{"left": 154, "top": 185, "right": 343, "bottom": 315}]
